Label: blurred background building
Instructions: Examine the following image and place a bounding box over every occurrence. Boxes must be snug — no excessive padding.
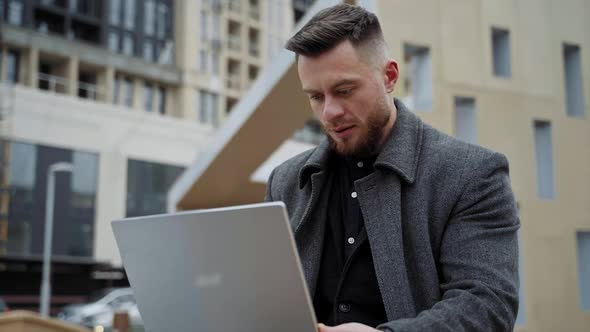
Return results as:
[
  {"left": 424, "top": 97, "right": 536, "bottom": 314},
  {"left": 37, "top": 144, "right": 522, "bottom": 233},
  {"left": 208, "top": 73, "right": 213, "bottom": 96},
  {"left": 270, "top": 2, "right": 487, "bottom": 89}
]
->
[
  {"left": 1, "top": 0, "right": 589, "bottom": 331},
  {"left": 0, "top": 0, "right": 315, "bottom": 315}
]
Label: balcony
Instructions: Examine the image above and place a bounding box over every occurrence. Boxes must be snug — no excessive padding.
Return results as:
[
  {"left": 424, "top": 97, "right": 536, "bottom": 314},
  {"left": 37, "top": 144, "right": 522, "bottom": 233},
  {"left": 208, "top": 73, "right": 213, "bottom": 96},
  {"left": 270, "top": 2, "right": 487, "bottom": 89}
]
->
[
  {"left": 226, "top": 75, "right": 241, "bottom": 90},
  {"left": 38, "top": 73, "right": 68, "bottom": 94},
  {"left": 228, "top": 36, "right": 241, "bottom": 52},
  {"left": 249, "top": 6, "right": 260, "bottom": 20},
  {"left": 228, "top": 0, "right": 241, "bottom": 13}
]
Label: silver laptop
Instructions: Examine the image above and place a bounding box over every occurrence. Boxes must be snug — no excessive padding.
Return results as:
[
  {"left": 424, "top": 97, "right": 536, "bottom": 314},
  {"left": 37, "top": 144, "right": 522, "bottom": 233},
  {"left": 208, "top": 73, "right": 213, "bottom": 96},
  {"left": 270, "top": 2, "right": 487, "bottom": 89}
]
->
[{"left": 111, "top": 202, "right": 318, "bottom": 332}]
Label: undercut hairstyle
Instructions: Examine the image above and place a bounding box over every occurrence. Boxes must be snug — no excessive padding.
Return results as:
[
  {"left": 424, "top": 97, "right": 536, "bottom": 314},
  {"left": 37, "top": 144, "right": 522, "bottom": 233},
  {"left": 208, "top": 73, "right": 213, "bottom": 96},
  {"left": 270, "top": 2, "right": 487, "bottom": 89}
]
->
[{"left": 285, "top": 4, "right": 388, "bottom": 64}]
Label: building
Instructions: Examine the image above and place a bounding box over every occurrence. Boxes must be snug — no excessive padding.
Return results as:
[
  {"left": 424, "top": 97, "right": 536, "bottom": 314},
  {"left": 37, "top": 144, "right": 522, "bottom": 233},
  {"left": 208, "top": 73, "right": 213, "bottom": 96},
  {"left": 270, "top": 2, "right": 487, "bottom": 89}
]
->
[
  {"left": 170, "top": 0, "right": 590, "bottom": 331},
  {"left": 0, "top": 0, "right": 304, "bottom": 311}
]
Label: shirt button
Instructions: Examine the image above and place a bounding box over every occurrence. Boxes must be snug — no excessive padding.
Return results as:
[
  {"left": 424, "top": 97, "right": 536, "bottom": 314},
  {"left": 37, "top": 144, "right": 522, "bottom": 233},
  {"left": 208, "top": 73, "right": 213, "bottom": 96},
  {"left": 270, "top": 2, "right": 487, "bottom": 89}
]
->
[
  {"left": 357, "top": 161, "right": 364, "bottom": 168},
  {"left": 338, "top": 303, "right": 351, "bottom": 313},
  {"left": 351, "top": 192, "right": 357, "bottom": 198},
  {"left": 347, "top": 237, "right": 355, "bottom": 245}
]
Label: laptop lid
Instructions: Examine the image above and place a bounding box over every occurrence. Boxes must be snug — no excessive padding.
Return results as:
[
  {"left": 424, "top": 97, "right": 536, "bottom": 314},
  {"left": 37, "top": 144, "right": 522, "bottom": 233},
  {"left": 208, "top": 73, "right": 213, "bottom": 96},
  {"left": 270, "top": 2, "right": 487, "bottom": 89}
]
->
[{"left": 111, "top": 202, "right": 317, "bottom": 332}]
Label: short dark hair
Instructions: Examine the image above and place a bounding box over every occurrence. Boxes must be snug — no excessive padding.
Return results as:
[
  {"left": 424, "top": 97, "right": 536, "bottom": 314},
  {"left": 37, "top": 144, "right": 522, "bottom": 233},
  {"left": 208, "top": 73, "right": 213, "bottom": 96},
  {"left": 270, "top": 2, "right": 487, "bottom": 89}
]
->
[{"left": 285, "top": 4, "right": 385, "bottom": 58}]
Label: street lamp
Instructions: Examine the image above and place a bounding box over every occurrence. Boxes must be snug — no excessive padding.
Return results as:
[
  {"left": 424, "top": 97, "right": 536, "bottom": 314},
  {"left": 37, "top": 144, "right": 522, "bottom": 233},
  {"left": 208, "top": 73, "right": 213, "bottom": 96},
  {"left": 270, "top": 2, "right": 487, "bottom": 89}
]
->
[{"left": 40, "top": 162, "right": 74, "bottom": 317}]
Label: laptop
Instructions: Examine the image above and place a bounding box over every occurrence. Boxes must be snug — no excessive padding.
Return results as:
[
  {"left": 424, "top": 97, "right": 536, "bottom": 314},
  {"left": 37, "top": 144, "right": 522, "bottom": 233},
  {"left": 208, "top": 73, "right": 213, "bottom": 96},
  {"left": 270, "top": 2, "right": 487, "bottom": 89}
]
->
[{"left": 111, "top": 201, "right": 318, "bottom": 332}]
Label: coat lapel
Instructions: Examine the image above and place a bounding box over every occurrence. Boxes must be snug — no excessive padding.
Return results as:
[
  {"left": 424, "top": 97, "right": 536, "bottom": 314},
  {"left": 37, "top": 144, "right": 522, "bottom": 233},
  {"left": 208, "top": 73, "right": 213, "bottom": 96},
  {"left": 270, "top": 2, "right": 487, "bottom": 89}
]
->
[
  {"left": 354, "top": 99, "right": 424, "bottom": 319},
  {"left": 293, "top": 139, "right": 332, "bottom": 297},
  {"left": 355, "top": 172, "right": 417, "bottom": 320}
]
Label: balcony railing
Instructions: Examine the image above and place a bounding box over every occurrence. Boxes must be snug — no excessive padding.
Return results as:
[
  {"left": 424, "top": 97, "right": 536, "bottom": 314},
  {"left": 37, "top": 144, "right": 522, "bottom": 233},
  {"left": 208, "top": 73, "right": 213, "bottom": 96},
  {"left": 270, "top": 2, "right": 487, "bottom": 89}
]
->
[
  {"left": 228, "top": 36, "right": 241, "bottom": 51},
  {"left": 228, "top": 0, "right": 241, "bottom": 12},
  {"left": 37, "top": 73, "right": 103, "bottom": 100},
  {"left": 226, "top": 75, "right": 241, "bottom": 90},
  {"left": 38, "top": 73, "right": 68, "bottom": 94},
  {"left": 249, "top": 44, "right": 259, "bottom": 57},
  {"left": 78, "top": 81, "right": 103, "bottom": 100},
  {"left": 249, "top": 6, "right": 260, "bottom": 20}
]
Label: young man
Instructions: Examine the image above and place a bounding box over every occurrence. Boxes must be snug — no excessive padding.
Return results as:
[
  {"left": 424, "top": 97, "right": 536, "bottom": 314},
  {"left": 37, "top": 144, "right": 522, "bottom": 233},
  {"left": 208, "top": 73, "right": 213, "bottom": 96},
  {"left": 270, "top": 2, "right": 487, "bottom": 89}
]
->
[{"left": 265, "top": 4, "right": 519, "bottom": 332}]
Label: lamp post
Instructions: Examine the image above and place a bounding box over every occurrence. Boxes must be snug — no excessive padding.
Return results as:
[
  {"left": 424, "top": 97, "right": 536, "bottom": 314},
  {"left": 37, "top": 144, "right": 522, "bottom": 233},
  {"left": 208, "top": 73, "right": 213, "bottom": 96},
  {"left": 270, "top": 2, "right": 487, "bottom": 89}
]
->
[{"left": 40, "top": 162, "right": 74, "bottom": 317}]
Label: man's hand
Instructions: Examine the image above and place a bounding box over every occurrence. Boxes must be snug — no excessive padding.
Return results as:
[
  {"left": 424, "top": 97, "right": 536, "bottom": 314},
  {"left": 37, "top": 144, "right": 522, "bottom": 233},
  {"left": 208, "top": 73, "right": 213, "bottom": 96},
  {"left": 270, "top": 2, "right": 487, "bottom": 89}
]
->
[{"left": 318, "top": 323, "right": 380, "bottom": 332}]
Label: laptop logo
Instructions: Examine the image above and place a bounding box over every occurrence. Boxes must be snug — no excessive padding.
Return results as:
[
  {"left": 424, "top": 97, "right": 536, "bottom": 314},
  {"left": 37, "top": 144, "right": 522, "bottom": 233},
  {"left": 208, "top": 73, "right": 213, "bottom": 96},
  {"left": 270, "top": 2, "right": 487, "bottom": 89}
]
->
[{"left": 195, "top": 273, "right": 223, "bottom": 288}]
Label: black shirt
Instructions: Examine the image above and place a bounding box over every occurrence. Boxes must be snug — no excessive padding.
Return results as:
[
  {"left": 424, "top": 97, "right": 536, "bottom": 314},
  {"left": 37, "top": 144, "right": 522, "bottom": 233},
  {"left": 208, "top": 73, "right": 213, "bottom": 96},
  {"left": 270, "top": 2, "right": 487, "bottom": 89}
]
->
[{"left": 313, "top": 154, "right": 387, "bottom": 327}]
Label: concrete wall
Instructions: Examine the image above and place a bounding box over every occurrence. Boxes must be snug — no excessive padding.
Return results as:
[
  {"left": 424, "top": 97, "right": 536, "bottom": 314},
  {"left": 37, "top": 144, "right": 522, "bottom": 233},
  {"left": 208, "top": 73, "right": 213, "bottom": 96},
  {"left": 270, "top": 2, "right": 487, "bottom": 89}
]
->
[
  {"left": 377, "top": 0, "right": 590, "bottom": 331},
  {"left": 0, "top": 84, "right": 213, "bottom": 265}
]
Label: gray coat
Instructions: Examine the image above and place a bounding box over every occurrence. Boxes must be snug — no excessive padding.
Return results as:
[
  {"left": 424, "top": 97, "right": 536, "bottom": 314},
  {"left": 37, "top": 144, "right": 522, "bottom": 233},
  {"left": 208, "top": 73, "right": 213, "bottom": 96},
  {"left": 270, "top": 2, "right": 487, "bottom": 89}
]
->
[{"left": 265, "top": 100, "right": 519, "bottom": 332}]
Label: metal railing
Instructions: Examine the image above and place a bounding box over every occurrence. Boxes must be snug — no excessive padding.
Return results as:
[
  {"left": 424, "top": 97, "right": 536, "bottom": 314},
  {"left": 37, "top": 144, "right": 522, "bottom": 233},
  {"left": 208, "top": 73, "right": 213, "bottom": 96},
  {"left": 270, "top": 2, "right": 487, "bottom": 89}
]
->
[
  {"left": 78, "top": 81, "right": 103, "bottom": 100},
  {"left": 227, "top": 36, "right": 241, "bottom": 51},
  {"left": 249, "top": 44, "right": 259, "bottom": 57},
  {"left": 37, "top": 73, "right": 68, "bottom": 94},
  {"left": 226, "top": 75, "right": 241, "bottom": 90},
  {"left": 249, "top": 6, "right": 260, "bottom": 20},
  {"left": 228, "top": 0, "right": 241, "bottom": 12}
]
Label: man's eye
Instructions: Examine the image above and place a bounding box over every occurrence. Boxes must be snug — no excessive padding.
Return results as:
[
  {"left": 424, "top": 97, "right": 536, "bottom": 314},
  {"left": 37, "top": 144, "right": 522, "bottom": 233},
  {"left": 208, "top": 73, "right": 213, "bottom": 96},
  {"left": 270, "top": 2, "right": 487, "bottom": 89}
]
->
[
  {"left": 337, "top": 88, "right": 353, "bottom": 96},
  {"left": 310, "top": 94, "right": 323, "bottom": 101}
]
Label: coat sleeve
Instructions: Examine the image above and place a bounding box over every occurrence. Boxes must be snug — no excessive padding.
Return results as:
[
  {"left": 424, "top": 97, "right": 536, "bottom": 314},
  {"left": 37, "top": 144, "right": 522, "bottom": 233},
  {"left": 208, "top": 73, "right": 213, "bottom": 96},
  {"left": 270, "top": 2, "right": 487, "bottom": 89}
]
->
[{"left": 378, "top": 152, "right": 520, "bottom": 332}]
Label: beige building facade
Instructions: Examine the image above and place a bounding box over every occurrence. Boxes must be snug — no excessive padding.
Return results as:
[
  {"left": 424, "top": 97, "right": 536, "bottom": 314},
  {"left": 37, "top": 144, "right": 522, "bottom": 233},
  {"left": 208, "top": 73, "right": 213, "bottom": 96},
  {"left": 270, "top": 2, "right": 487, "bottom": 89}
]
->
[{"left": 171, "top": 0, "right": 590, "bottom": 331}]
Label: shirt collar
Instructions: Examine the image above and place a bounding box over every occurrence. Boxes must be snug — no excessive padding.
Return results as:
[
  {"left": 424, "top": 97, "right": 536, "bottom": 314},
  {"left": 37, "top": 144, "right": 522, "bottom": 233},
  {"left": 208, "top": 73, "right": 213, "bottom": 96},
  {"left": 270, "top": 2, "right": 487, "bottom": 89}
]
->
[{"left": 299, "top": 98, "right": 423, "bottom": 188}]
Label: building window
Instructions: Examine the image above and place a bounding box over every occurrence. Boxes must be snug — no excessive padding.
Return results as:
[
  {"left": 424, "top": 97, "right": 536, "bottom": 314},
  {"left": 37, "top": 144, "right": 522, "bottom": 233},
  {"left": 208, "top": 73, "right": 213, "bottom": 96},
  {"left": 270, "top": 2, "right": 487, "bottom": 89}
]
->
[
  {"left": 143, "top": 40, "right": 154, "bottom": 61},
  {"left": 122, "top": 34, "right": 134, "bottom": 55},
  {"left": 126, "top": 159, "right": 184, "bottom": 217},
  {"left": 122, "top": 78, "right": 133, "bottom": 107},
  {"left": 7, "top": 0, "right": 23, "bottom": 25},
  {"left": 227, "top": 59, "right": 241, "bottom": 90},
  {"left": 113, "top": 77, "right": 120, "bottom": 104},
  {"left": 198, "top": 90, "right": 218, "bottom": 126},
  {"left": 228, "top": 20, "right": 241, "bottom": 51},
  {"left": 563, "top": 43, "right": 585, "bottom": 118},
  {"left": 200, "top": 10, "right": 208, "bottom": 42},
  {"left": 533, "top": 121, "right": 555, "bottom": 199},
  {"left": 226, "top": 97, "right": 238, "bottom": 114},
  {"left": 108, "top": 31, "right": 119, "bottom": 52},
  {"left": 402, "top": 43, "right": 433, "bottom": 111},
  {"left": 249, "top": 0, "right": 259, "bottom": 20},
  {"left": 5, "top": 51, "right": 20, "bottom": 84},
  {"left": 577, "top": 231, "right": 590, "bottom": 311},
  {"left": 156, "top": 2, "right": 168, "bottom": 39},
  {"left": 143, "top": 83, "right": 154, "bottom": 112},
  {"left": 454, "top": 97, "right": 477, "bottom": 144},
  {"left": 109, "top": 0, "right": 121, "bottom": 25},
  {"left": 249, "top": 28, "right": 260, "bottom": 57},
  {"left": 492, "top": 27, "right": 512, "bottom": 78},
  {"left": 2, "top": 140, "right": 97, "bottom": 257},
  {"left": 124, "top": 0, "right": 136, "bottom": 29},
  {"left": 211, "top": 13, "right": 220, "bottom": 41},
  {"left": 199, "top": 49, "right": 208, "bottom": 72},
  {"left": 144, "top": 0, "right": 156, "bottom": 36},
  {"left": 157, "top": 87, "right": 166, "bottom": 115},
  {"left": 211, "top": 51, "right": 219, "bottom": 75}
]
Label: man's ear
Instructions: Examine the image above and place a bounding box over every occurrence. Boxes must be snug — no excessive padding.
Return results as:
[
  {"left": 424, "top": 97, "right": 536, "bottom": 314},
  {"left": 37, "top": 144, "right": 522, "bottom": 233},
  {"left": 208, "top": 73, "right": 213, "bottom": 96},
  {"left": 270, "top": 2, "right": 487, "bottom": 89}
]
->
[{"left": 384, "top": 60, "right": 399, "bottom": 93}]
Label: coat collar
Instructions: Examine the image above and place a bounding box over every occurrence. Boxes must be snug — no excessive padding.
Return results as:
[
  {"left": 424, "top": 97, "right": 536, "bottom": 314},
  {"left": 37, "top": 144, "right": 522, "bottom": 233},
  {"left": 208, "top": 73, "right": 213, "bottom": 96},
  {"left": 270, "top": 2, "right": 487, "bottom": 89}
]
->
[{"left": 298, "top": 98, "right": 423, "bottom": 189}]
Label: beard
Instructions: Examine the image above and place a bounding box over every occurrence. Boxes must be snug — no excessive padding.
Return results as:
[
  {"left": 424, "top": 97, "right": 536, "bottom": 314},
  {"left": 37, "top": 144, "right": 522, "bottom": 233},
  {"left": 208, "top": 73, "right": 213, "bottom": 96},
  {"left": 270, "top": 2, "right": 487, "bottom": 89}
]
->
[{"left": 326, "top": 99, "right": 391, "bottom": 159}]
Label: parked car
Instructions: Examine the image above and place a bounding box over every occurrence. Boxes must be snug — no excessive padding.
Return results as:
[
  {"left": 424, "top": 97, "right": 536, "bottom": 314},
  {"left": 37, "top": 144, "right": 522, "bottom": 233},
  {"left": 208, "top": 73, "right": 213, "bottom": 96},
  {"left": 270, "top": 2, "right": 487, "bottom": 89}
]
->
[
  {"left": 0, "top": 298, "right": 9, "bottom": 313},
  {"left": 58, "top": 288, "right": 142, "bottom": 328}
]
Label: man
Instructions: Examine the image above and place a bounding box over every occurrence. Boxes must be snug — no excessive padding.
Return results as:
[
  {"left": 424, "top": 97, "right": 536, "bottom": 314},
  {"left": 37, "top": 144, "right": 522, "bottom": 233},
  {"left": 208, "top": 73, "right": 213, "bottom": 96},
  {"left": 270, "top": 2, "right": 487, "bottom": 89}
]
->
[{"left": 265, "top": 4, "right": 519, "bottom": 332}]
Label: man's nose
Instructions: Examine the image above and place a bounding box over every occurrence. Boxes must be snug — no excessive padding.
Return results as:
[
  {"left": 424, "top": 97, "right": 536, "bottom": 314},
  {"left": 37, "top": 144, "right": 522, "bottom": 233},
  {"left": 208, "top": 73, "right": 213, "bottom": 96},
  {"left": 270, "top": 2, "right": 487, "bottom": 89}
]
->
[{"left": 321, "top": 96, "right": 345, "bottom": 123}]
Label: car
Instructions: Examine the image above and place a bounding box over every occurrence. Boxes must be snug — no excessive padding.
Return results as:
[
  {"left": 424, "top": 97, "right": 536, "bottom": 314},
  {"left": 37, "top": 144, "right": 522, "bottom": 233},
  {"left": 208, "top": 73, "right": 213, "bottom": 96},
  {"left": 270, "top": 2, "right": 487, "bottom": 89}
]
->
[
  {"left": 0, "top": 298, "right": 9, "bottom": 313},
  {"left": 58, "top": 288, "right": 141, "bottom": 328}
]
